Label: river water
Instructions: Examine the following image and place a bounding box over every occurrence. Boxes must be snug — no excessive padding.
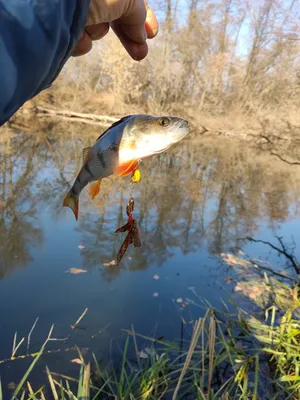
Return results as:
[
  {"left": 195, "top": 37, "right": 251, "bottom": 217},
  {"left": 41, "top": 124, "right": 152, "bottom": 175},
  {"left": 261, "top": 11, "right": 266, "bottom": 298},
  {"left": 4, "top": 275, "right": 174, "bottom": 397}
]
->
[{"left": 0, "top": 127, "right": 300, "bottom": 395}]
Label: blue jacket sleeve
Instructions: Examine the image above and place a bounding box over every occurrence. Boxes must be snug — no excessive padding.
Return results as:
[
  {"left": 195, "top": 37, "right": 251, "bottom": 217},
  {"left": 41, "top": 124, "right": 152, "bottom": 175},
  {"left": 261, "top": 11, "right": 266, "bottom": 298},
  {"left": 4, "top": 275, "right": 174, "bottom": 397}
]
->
[{"left": 0, "top": 0, "right": 90, "bottom": 126}]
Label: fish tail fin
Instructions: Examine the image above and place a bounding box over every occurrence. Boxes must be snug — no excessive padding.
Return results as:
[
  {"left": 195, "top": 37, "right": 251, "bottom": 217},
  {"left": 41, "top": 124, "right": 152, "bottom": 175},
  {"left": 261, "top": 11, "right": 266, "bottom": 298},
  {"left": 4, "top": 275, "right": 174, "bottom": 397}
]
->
[{"left": 63, "top": 190, "right": 79, "bottom": 221}]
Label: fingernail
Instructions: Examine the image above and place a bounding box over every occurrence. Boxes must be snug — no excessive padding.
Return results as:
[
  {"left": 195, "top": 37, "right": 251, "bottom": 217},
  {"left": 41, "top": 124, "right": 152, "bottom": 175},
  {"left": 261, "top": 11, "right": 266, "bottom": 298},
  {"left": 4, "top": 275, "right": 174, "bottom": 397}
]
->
[{"left": 152, "top": 26, "right": 158, "bottom": 36}]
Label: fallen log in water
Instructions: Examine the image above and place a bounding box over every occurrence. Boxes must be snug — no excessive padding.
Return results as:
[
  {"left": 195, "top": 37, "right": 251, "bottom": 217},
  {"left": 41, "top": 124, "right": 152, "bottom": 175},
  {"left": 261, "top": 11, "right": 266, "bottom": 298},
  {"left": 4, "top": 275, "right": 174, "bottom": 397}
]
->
[{"left": 35, "top": 106, "right": 119, "bottom": 126}]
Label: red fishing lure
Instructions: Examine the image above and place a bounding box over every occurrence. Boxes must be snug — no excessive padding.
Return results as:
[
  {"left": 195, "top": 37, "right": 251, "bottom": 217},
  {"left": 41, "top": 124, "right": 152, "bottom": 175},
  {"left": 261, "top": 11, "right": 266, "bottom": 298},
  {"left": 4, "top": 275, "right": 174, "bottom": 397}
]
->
[{"left": 114, "top": 169, "right": 142, "bottom": 265}]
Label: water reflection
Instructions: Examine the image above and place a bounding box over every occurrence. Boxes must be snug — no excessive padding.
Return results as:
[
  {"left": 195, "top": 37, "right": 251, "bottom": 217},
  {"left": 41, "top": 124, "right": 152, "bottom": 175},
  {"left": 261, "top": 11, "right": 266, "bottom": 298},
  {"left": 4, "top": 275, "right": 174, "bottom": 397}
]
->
[
  {"left": 0, "top": 135, "right": 43, "bottom": 279},
  {"left": 1, "top": 127, "right": 300, "bottom": 281}
]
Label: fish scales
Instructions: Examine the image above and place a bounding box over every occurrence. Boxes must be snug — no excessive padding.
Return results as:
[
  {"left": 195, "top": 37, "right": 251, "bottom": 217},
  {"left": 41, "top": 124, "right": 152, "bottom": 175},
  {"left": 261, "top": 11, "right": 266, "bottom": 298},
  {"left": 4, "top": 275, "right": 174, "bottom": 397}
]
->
[{"left": 63, "top": 114, "right": 190, "bottom": 220}]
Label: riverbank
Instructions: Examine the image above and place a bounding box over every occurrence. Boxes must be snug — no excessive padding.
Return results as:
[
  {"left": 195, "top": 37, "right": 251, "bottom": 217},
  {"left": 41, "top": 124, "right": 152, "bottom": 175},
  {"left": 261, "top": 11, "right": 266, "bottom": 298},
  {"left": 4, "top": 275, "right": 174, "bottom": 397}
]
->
[
  {"left": 4, "top": 100, "right": 300, "bottom": 171},
  {"left": 5, "top": 96, "right": 300, "bottom": 143}
]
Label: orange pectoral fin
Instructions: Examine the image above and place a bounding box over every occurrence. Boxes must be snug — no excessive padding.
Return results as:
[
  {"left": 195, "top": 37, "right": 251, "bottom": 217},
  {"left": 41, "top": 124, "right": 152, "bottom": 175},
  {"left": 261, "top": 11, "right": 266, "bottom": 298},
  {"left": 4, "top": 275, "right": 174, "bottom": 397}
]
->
[
  {"left": 114, "top": 159, "right": 139, "bottom": 177},
  {"left": 88, "top": 179, "right": 102, "bottom": 201}
]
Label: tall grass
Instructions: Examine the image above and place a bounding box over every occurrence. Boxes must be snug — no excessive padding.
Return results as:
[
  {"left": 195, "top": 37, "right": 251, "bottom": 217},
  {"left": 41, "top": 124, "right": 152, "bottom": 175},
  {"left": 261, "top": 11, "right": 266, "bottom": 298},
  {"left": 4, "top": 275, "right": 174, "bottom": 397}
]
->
[{"left": 2, "top": 287, "right": 300, "bottom": 399}]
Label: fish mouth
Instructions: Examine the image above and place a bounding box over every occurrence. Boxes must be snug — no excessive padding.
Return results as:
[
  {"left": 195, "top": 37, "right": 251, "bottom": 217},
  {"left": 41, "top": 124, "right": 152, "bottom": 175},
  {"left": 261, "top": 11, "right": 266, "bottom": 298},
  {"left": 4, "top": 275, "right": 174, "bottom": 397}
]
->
[
  {"left": 171, "top": 119, "right": 189, "bottom": 141},
  {"left": 179, "top": 120, "right": 189, "bottom": 129}
]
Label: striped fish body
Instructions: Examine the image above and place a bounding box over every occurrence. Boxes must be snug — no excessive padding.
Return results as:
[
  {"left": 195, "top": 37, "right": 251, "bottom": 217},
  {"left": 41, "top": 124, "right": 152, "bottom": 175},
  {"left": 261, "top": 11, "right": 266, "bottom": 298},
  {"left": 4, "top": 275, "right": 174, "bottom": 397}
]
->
[
  {"left": 71, "top": 120, "right": 126, "bottom": 197},
  {"left": 63, "top": 114, "right": 190, "bottom": 220},
  {"left": 62, "top": 116, "right": 137, "bottom": 220}
]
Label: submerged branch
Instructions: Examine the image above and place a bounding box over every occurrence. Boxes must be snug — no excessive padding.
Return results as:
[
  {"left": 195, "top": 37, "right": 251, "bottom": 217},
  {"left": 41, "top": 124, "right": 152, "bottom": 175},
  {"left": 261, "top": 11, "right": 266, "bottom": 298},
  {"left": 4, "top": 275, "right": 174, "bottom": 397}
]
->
[
  {"left": 248, "top": 260, "right": 294, "bottom": 282},
  {"left": 240, "top": 237, "right": 300, "bottom": 275}
]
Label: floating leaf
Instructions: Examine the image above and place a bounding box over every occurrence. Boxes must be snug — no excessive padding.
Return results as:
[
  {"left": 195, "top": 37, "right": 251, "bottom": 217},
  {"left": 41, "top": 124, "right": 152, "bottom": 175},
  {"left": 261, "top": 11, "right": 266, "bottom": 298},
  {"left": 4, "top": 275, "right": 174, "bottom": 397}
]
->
[
  {"left": 68, "top": 268, "right": 87, "bottom": 275},
  {"left": 253, "top": 258, "right": 272, "bottom": 266},
  {"left": 153, "top": 274, "right": 160, "bottom": 280},
  {"left": 279, "top": 270, "right": 289, "bottom": 276},
  {"left": 71, "top": 358, "right": 83, "bottom": 365},
  {"left": 103, "top": 260, "right": 117, "bottom": 267},
  {"left": 153, "top": 292, "right": 159, "bottom": 297},
  {"left": 234, "top": 281, "right": 269, "bottom": 300},
  {"left": 221, "top": 253, "right": 251, "bottom": 270},
  {"left": 138, "top": 350, "right": 148, "bottom": 359}
]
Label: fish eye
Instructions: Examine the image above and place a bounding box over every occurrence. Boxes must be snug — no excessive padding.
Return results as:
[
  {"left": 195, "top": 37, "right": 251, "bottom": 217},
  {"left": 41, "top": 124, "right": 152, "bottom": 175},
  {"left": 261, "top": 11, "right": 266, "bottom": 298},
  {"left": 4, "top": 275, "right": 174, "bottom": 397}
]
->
[{"left": 158, "top": 117, "right": 170, "bottom": 127}]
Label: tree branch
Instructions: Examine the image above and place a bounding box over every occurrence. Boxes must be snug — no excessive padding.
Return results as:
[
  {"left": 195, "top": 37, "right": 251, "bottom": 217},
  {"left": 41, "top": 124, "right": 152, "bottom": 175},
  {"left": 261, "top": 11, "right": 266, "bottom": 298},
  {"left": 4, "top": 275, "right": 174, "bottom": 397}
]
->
[
  {"left": 270, "top": 151, "right": 300, "bottom": 166},
  {"left": 239, "top": 236, "right": 300, "bottom": 275}
]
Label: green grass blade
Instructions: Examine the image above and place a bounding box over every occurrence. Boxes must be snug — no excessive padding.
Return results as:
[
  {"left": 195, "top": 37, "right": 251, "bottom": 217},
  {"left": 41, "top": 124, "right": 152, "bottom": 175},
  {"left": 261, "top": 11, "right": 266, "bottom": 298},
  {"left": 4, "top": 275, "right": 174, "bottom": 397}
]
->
[
  {"left": 253, "top": 354, "right": 259, "bottom": 400},
  {"left": 119, "top": 336, "right": 129, "bottom": 397},
  {"left": 280, "top": 375, "right": 300, "bottom": 382},
  {"left": 77, "top": 364, "right": 84, "bottom": 399},
  {"left": 82, "top": 364, "right": 91, "bottom": 398},
  {"left": 12, "top": 348, "right": 44, "bottom": 398},
  {"left": 60, "top": 380, "right": 66, "bottom": 400},
  {"left": 77, "top": 363, "right": 90, "bottom": 399},
  {"left": 27, "top": 384, "right": 45, "bottom": 400},
  {"left": 46, "top": 366, "right": 59, "bottom": 400}
]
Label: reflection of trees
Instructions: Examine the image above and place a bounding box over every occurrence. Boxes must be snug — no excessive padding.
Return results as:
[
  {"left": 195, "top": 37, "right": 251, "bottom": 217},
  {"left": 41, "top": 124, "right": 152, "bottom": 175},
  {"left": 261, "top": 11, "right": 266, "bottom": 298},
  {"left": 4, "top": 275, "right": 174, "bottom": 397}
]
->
[
  {"left": 0, "top": 135, "right": 43, "bottom": 280},
  {"left": 74, "top": 137, "right": 300, "bottom": 281},
  {"left": 0, "top": 126, "right": 87, "bottom": 280},
  {"left": 2, "top": 126, "right": 300, "bottom": 282}
]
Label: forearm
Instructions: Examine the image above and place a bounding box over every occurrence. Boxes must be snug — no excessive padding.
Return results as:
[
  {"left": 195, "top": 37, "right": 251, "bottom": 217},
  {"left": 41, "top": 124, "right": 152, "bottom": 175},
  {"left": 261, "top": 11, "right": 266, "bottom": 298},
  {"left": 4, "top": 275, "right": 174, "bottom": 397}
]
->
[{"left": 0, "top": 0, "right": 90, "bottom": 126}]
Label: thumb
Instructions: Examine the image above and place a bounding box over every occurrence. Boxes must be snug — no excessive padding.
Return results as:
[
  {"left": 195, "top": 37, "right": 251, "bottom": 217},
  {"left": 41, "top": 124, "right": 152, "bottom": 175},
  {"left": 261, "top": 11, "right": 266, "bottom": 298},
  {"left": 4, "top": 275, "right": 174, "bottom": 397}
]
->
[{"left": 116, "top": 0, "right": 148, "bottom": 43}]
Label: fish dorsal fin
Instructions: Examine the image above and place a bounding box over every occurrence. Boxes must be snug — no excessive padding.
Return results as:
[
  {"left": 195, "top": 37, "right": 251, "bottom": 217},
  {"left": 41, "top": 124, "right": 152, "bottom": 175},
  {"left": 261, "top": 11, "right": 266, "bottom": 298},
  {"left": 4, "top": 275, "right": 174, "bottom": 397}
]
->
[
  {"left": 82, "top": 147, "right": 92, "bottom": 165},
  {"left": 96, "top": 115, "right": 134, "bottom": 141}
]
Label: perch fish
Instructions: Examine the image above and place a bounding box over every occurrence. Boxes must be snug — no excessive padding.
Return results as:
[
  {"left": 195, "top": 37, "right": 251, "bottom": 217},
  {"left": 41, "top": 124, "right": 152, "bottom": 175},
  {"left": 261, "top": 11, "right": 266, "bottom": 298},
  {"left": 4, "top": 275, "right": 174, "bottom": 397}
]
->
[{"left": 63, "top": 114, "right": 190, "bottom": 220}]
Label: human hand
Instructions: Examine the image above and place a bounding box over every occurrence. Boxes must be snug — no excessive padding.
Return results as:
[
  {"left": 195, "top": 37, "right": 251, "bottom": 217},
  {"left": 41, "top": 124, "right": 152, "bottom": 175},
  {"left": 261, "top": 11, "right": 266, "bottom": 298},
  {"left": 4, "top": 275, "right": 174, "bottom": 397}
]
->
[{"left": 72, "top": 0, "right": 158, "bottom": 61}]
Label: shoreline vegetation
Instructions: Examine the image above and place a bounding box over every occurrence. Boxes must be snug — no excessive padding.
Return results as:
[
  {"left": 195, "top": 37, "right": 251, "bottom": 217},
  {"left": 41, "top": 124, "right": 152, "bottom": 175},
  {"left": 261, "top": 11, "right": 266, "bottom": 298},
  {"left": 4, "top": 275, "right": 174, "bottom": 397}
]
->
[{"left": 1, "top": 238, "right": 300, "bottom": 400}]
